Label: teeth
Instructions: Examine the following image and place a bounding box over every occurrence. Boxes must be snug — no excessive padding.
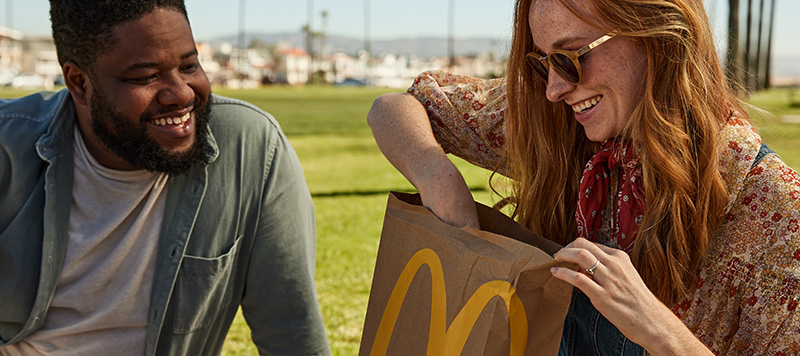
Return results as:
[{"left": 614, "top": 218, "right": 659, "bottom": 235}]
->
[
  {"left": 572, "top": 97, "right": 600, "bottom": 113},
  {"left": 152, "top": 112, "right": 191, "bottom": 126}
]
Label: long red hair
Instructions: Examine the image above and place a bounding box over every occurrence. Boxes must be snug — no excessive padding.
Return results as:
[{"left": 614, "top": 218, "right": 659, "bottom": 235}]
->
[{"left": 504, "top": 0, "right": 736, "bottom": 305}]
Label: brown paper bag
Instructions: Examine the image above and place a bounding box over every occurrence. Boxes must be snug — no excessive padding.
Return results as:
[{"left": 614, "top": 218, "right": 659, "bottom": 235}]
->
[{"left": 359, "top": 192, "right": 574, "bottom": 356}]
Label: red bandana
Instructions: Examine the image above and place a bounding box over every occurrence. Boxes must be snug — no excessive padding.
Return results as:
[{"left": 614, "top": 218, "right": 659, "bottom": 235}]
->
[{"left": 575, "top": 139, "right": 645, "bottom": 253}]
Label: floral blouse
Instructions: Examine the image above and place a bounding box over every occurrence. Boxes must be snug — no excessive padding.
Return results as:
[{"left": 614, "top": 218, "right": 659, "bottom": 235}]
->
[{"left": 407, "top": 70, "right": 800, "bottom": 355}]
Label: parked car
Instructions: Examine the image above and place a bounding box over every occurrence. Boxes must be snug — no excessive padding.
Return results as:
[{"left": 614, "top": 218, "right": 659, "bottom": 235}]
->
[
  {"left": 0, "top": 68, "right": 20, "bottom": 87},
  {"left": 334, "top": 78, "right": 366, "bottom": 86},
  {"left": 11, "top": 73, "right": 54, "bottom": 90}
]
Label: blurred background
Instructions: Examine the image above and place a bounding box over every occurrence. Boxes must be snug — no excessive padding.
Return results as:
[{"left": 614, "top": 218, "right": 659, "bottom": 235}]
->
[{"left": 0, "top": 0, "right": 798, "bottom": 89}]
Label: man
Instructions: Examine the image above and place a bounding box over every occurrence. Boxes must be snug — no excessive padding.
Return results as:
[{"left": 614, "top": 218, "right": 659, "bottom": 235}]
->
[{"left": 0, "top": 1, "right": 330, "bottom": 355}]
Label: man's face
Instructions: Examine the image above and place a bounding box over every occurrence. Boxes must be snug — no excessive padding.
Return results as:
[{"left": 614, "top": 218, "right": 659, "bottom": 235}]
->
[{"left": 82, "top": 8, "right": 212, "bottom": 174}]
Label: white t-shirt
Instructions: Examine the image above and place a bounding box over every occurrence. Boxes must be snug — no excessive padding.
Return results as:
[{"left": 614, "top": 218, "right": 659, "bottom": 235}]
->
[{"left": 0, "top": 127, "right": 168, "bottom": 356}]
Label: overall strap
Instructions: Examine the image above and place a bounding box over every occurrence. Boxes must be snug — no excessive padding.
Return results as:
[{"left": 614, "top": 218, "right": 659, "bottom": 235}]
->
[{"left": 752, "top": 143, "right": 775, "bottom": 169}]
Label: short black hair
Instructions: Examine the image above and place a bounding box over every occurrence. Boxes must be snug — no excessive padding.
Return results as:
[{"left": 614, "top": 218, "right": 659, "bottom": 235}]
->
[{"left": 50, "top": 0, "right": 189, "bottom": 71}]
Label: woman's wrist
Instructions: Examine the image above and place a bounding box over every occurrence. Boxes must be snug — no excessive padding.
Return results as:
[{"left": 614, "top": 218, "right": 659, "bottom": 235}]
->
[
  {"left": 638, "top": 304, "right": 712, "bottom": 356},
  {"left": 415, "top": 160, "right": 480, "bottom": 228}
]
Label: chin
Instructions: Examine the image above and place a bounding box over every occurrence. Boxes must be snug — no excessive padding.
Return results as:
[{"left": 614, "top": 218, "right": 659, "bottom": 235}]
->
[
  {"left": 159, "top": 137, "right": 196, "bottom": 155},
  {"left": 584, "top": 131, "right": 614, "bottom": 143}
]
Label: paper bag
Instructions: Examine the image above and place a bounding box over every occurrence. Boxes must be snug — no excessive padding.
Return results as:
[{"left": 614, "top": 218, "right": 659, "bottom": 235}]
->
[{"left": 359, "top": 192, "right": 574, "bottom": 356}]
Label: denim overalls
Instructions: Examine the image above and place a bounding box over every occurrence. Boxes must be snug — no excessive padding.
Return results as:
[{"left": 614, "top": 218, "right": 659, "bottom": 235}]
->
[{"left": 558, "top": 290, "right": 646, "bottom": 356}]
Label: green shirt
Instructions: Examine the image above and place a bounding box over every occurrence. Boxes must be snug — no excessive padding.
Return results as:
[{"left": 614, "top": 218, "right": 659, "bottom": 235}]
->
[{"left": 0, "top": 90, "right": 330, "bottom": 355}]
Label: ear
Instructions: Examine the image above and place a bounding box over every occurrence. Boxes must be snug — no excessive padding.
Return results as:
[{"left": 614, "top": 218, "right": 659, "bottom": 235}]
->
[{"left": 62, "top": 62, "right": 91, "bottom": 106}]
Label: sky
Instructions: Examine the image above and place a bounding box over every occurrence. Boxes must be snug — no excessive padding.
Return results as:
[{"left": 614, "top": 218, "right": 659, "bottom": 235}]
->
[{"left": 2, "top": 0, "right": 799, "bottom": 58}]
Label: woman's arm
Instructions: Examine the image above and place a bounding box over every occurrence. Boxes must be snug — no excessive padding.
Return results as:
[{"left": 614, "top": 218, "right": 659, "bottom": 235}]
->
[{"left": 367, "top": 92, "right": 480, "bottom": 228}]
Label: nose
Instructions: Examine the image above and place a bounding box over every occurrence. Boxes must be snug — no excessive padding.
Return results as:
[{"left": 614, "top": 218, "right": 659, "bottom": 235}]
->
[
  {"left": 157, "top": 72, "right": 194, "bottom": 108},
  {"left": 544, "top": 69, "right": 575, "bottom": 103}
]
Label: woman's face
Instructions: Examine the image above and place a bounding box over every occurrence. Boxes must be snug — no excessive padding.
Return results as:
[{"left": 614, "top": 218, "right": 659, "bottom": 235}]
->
[{"left": 529, "top": 0, "right": 647, "bottom": 142}]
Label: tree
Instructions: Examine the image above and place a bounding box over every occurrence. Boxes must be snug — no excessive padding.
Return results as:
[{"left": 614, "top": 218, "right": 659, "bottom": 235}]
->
[
  {"left": 726, "top": 0, "right": 777, "bottom": 93},
  {"left": 726, "top": 0, "right": 743, "bottom": 92}
]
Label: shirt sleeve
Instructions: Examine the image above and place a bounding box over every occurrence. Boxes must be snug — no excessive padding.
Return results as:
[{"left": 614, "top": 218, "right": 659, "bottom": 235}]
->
[
  {"left": 407, "top": 70, "right": 509, "bottom": 175},
  {"left": 673, "top": 153, "right": 800, "bottom": 355},
  {"left": 241, "top": 127, "right": 331, "bottom": 356}
]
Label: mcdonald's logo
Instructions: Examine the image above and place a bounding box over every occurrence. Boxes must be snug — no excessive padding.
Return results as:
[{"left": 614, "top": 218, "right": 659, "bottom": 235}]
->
[{"left": 370, "top": 248, "right": 528, "bottom": 356}]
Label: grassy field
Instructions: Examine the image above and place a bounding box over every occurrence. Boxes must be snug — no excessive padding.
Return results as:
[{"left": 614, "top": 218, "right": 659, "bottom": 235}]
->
[{"left": 2, "top": 85, "right": 799, "bottom": 355}]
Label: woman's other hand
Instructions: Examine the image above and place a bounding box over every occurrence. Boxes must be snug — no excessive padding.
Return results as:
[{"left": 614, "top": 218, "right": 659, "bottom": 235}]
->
[{"left": 551, "top": 238, "right": 712, "bottom": 356}]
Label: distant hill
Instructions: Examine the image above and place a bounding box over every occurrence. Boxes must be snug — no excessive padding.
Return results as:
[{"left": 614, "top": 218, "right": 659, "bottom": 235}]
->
[
  {"left": 202, "top": 32, "right": 798, "bottom": 80},
  {"left": 203, "top": 32, "right": 511, "bottom": 58}
]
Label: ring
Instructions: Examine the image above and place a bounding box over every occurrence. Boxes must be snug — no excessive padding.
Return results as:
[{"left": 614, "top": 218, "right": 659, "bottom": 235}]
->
[{"left": 584, "top": 260, "right": 600, "bottom": 277}]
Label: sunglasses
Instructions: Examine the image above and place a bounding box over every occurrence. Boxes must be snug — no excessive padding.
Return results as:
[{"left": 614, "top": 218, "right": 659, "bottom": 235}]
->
[{"left": 526, "top": 33, "right": 615, "bottom": 85}]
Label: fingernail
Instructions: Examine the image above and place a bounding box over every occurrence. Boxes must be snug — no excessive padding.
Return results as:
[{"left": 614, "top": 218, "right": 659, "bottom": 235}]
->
[{"left": 550, "top": 267, "right": 558, "bottom": 274}]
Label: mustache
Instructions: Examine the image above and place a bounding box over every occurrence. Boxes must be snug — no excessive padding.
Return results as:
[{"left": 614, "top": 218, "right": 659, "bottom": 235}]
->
[{"left": 144, "top": 96, "right": 206, "bottom": 118}]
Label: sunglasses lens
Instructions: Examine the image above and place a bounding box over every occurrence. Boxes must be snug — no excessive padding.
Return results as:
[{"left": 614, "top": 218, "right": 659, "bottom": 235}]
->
[
  {"left": 551, "top": 53, "right": 580, "bottom": 84},
  {"left": 527, "top": 57, "right": 549, "bottom": 81},
  {"left": 532, "top": 62, "right": 549, "bottom": 81}
]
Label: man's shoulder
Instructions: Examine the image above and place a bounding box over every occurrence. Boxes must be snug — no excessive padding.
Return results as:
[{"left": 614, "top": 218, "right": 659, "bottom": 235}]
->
[
  {"left": 0, "top": 90, "right": 68, "bottom": 124},
  {"left": 207, "top": 94, "right": 283, "bottom": 134},
  {"left": 0, "top": 90, "right": 71, "bottom": 145},
  {"left": 204, "top": 94, "right": 296, "bottom": 169}
]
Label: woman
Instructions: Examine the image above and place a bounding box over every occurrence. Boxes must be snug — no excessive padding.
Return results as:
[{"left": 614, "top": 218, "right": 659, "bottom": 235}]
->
[{"left": 367, "top": 0, "right": 800, "bottom": 354}]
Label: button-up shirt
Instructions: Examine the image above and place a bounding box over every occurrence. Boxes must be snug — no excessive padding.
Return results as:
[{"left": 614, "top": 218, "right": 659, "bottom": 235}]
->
[{"left": 0, "top": 90, "right": 330, "bottom": 355}]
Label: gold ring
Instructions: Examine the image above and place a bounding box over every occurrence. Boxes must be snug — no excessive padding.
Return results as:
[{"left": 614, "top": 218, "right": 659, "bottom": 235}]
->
[{"left": 584, "top": 260, "right": 600, "bottom": 277}]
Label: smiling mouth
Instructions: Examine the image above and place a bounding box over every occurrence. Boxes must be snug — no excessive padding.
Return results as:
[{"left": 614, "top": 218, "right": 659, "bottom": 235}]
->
[
  {"left": 151, "top": 112, "right": 191, "bottom": 126},
  {"left": 572, "top": 96, "right": 601, "bottom": 113}
]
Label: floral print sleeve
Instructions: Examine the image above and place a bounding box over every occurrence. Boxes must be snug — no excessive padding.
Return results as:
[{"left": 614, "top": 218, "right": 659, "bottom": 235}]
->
[
  {"left": 407, "top": 70, "right": 509, "bottom": 175},
  {"left": 673, "top": 117, "right": 800, "bottom": 354}
]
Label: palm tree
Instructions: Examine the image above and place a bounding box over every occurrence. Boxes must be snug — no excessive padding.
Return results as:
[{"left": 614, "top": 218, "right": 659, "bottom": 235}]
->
[
  {"left": 320, "top": 10, "right": 329, "bottom": 57},
  {"left": 448, "top": 0, "right": 455, "bottom": 68},
  {"left": 726, "top": 0, "right": 742, "bottom": 90},
  {"left": 764, "top": 0, "right": 776, "bottom": 88}
]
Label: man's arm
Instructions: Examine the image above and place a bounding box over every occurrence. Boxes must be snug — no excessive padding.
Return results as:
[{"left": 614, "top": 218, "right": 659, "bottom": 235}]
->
[{"left": 241, "top": 130, "right": 330, "bottom": 355}]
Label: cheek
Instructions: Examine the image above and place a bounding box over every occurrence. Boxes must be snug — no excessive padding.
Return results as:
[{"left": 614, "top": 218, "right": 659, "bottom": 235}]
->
[
  {"left": 191, "top": 69, "right": 212, "bottom": 98},
  {"left": 100, "top": 89, "right": 155, "bottom": 119},
  {"left": 127, "top": 92, "right": 160, "bottom": 119}
]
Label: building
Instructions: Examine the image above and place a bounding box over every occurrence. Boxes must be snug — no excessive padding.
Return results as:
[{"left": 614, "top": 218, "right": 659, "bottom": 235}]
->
[{"left": 0, "top": 26, "right": 23, "bottom": 85}]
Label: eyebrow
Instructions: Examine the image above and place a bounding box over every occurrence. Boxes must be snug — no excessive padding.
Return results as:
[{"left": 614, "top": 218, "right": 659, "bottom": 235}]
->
[
  {"left": 122, "top": 49, "right": 199, "bottom": 73},
  {"left": 551, "top": 36, "right": 589, "bottom": 50}
]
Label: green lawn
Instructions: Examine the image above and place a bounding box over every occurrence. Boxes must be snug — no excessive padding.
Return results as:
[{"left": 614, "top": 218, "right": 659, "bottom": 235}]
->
[{"left": 2, "top": 85, "right": 799, "bottom": 355}]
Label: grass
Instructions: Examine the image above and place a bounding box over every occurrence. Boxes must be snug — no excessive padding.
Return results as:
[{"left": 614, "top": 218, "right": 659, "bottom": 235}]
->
[
  {"left": 2, "top": 84, "right": 798, "bottom": 355},
  {"left": 746, "top": 87, "right": 800, "bottom": 169}
]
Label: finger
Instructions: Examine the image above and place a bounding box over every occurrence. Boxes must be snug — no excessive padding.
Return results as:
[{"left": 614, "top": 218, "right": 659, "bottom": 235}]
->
[
  {"left": 593, "top": 242, "right": 630, "bottom": 260},
  {"left": 553, "top": 246, "right": 600, "bottom": 271},
  {"left": 570, "top": 238, "right": 614, "bottom": 259},
  {"left": 551, "top": 266, "right": 604, "bottom": 296}
]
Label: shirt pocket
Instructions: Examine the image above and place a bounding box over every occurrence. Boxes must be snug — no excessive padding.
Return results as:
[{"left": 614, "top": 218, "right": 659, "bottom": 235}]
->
[{"left": 173, "top": 235, "right": 242, "bottom": 334}]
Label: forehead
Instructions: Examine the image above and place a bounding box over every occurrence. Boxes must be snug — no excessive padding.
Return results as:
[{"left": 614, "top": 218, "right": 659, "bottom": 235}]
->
[
  {"left": 528, "top": 0, "right": 601, "bottom": 49},
  {"left": 97, "top": 8, "right": 196, "bottom": 70}
]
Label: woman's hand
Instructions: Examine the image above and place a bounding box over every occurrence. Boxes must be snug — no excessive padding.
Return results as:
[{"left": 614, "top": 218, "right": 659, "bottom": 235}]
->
[
  {"left": 368, "top": 92, "right": 480, "bottom": 229},
  {"left": 550, "top": 238, "right": 712, "bottom": 356}
]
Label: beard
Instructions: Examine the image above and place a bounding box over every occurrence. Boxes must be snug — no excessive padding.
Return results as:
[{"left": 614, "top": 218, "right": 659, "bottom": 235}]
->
[{"left": 89, "top": 88, "right": 212, "bottom": 175}]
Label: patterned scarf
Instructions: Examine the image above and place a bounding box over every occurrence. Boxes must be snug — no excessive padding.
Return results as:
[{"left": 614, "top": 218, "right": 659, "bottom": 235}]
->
[{"left": 575, "top": 139, "right": 645, "bottom": 253}]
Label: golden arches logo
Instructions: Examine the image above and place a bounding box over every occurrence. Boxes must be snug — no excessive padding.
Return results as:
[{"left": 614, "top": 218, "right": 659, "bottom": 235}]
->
[{"left": 370, "top": 248, "right": 528, "bottom": 356}]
